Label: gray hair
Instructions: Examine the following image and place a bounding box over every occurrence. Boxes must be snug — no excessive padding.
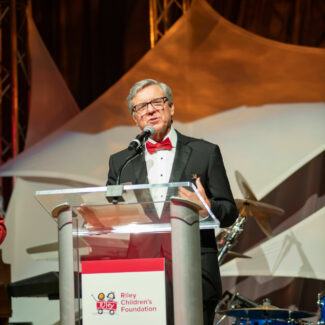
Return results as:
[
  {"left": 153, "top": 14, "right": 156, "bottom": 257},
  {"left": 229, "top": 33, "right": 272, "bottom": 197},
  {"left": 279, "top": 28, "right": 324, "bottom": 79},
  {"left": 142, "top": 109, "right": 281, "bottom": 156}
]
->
[{"left": 126, "top": 79, "right": 174, "bottom": 114}]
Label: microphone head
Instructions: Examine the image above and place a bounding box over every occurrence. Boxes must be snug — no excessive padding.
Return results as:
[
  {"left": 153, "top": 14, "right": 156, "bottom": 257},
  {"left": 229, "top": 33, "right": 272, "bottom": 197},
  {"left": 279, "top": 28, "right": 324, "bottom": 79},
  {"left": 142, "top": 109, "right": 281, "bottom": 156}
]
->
[{"left": 144, "top": 126, "right": 155, "bottom": 136}]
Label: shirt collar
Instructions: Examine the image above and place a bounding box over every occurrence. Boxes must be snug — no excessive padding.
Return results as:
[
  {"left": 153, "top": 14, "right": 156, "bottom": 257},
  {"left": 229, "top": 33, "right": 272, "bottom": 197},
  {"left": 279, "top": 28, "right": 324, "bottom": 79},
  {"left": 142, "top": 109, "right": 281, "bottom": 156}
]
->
[{"left": 147, "top": 127, "right": 177, "bottom": 148}]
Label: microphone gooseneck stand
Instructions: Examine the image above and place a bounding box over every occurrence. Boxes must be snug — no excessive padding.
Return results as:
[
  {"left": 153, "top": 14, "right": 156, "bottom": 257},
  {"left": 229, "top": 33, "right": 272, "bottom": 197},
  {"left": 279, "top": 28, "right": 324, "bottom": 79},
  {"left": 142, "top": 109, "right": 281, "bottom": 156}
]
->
[
  {"left": 116, "top": 148, "right": 142, "bottom": 186},
  {"left": 111, "top": 146, "right": 143, "bottom": 204},
  {"left": 110, "top": 126, "right": 155, "bottom": 204}
]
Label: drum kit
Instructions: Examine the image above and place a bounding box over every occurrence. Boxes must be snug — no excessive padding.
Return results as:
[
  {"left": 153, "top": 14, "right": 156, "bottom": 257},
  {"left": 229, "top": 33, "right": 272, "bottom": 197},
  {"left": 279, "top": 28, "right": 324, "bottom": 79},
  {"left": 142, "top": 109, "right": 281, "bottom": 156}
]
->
[
  {"left": 215, "top": 294, "right": 324, "bottom": 325},
  {"left": 215, "top": 171, "right": 324, "bottom": 325},
  {"left": 217, "top": 170, "right": 285, "bottom": 264}
]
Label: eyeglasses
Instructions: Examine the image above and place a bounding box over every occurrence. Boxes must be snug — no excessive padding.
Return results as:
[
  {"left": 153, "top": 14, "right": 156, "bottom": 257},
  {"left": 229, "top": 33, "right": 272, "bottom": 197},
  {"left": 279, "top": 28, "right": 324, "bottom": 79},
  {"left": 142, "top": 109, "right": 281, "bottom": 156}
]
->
[{"left": 132, "top": 97, "right": 168, "bottom": 114}]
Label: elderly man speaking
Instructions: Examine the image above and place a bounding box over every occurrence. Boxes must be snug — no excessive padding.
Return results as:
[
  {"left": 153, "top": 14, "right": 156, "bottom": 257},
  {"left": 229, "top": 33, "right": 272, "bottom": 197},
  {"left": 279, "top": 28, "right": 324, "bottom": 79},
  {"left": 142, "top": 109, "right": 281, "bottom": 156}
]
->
[{"left": 106, "top": 79, "right": 238, "bottom": 325}]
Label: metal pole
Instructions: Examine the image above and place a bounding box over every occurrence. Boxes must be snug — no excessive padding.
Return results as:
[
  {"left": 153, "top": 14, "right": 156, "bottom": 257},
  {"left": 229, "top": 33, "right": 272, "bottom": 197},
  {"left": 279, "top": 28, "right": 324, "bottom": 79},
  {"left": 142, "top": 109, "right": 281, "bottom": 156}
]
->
[
  {"left": 183, "top": 0, "right": 190, "bottom": 12},
  {"left": 163, "top": 0, "right": 168, "bottom": 32},
  {"left": 170, "top": 197, "right": 204, "bottom": 325},
  {"left": 10, "top": 0, "right": 18, "bottom": 158},
  {"left": 149, "top": 0, "right": 157, "bottom": 48},
  {"left": 56, "top": 206, "right": 75, "bottom": 325},
  {"left": 0, "top": 5, "right": 3, "bottom": 176}
]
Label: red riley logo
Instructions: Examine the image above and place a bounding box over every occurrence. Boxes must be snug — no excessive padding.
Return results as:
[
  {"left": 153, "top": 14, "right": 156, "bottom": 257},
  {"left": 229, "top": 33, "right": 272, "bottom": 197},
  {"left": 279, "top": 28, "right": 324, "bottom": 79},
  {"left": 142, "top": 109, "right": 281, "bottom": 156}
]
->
[
  {"left": 96, "top": 300, "right": 117, "bottom": 311},
  {"left": 92, "top": 292, "right": 117, "bottom": 315}
]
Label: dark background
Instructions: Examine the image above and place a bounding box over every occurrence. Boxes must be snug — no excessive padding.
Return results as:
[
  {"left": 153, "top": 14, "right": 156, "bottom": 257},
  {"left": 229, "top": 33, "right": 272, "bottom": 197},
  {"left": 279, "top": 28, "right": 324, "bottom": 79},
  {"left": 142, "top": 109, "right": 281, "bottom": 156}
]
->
[
  {"left": 31, "top": 0, "right": 325, "bottom": 110},
  {"left": 2, "top": 0, "right": 325, "bottom": 208}
]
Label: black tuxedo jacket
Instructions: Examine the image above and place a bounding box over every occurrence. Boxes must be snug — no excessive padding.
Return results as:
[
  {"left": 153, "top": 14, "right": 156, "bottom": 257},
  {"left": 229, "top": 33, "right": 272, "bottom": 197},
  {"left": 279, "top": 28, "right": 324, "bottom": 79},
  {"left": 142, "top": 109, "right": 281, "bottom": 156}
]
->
[
  {"left": 107, "top": 131, "right": 237, "bottom": 227},
  {"left": 106, "top": 130, "right": 238, "bottom": 301}
]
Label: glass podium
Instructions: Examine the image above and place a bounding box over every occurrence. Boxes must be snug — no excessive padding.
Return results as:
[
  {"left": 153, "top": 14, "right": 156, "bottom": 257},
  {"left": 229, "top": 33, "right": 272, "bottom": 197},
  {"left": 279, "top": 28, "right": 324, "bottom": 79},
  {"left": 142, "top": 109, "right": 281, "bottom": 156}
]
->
[{"left": 35, "top": 182, "right": 220, "bottom": 325}]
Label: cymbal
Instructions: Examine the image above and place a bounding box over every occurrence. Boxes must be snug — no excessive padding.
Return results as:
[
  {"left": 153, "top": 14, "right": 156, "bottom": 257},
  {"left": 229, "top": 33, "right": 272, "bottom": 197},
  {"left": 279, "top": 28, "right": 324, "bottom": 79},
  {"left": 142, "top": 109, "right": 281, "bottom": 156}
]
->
[
  {"left": 235, "top": 199, "right": 285, "bottom": 217},
  {"left": 235, "top": 198, "right": 285, "bottom": 238},
  {"left": 235, "top": 171, "right": 257, "bottom": 201},
  {"left": 234, "top": 170, "right": 286, "bottom": 237},
  {"left": 222, "top": 305, "right": 315, "bottom": 319}
]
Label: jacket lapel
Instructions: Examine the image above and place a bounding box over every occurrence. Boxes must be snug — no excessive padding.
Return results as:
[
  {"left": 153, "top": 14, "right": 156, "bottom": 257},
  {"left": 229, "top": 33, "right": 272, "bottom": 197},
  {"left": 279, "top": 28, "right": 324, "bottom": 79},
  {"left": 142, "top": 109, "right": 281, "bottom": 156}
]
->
[
  {"left": 169, "top": 132, "right": 192, "bottom": 183},
  {"left": 159, "top": 132, "right": 192, "bottom": 221},
  {"left": 131, "top": 151, "right": 148, "bottom": 184},
  {"left": 130, "top": 150, "right": 161, "bottom": 222}
]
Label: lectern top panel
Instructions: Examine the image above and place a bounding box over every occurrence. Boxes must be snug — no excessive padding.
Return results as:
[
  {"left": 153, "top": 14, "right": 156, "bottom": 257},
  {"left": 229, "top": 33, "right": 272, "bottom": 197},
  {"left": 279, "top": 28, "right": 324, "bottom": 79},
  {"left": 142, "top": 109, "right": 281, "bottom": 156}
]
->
[{"left": 35, "top": 182, "right": 219, "bottom": 234}]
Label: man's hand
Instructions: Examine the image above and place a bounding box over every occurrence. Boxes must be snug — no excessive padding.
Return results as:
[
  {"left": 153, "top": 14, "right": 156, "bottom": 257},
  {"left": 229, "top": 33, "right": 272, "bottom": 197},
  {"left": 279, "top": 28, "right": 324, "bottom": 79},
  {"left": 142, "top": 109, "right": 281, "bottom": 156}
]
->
[{"left": 178, "top": 178, "right": 211, "bottom": 217}]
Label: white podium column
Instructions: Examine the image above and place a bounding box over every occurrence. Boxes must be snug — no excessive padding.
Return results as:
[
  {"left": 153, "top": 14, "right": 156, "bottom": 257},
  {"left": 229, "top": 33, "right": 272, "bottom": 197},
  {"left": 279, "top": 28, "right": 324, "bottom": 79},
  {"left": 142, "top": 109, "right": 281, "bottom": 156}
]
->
[
  {"left": 53, "top": 204, "right": 75, "bottom": 325},
  {"left": 170, "top": 197, "right": 204, "bottom": 325}
]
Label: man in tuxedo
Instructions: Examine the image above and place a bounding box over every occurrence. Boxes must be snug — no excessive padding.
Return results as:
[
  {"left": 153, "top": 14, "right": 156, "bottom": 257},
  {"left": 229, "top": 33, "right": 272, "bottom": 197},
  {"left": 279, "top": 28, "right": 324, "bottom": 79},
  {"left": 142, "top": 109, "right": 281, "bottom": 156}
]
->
[{"left": 106, "top": 79, "right": 238, "bottom": 324}]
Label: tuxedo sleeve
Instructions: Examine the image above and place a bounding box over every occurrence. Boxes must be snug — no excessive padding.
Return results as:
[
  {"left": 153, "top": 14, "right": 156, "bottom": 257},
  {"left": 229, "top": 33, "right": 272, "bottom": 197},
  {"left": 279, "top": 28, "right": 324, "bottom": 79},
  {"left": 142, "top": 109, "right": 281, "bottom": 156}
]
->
[{"left": 206, "top": 146, "right": 238, "bottom": 228}]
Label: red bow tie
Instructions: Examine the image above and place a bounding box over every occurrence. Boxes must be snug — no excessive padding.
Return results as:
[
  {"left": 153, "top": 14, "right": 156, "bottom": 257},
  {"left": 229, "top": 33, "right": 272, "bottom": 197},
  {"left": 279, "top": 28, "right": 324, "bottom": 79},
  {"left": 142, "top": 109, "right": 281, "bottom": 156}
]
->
[{"left": 146, "top": 137, "right": 172, "bottom": 154}]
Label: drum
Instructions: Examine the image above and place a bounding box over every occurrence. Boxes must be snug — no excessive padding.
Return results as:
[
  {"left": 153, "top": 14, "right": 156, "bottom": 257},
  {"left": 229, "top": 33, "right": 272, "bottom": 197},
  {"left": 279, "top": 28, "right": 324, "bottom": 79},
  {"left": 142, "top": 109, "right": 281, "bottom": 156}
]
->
[
  {"left": 233, "top": 319, "right": 314, "bottom": 325},
  {"left": 234, "top": 319, "right": 290, "bottom": 325},
  {"left": 318, "top": 292, "right": 325, "bottom": 325}
]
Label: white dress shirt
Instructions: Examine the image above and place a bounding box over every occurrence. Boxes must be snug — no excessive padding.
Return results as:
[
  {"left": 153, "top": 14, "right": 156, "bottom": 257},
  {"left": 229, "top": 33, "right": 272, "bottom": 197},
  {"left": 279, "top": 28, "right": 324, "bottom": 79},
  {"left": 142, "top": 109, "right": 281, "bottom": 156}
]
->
[{"left": 145, "top": 127, "right": 177, "bottom": 217}]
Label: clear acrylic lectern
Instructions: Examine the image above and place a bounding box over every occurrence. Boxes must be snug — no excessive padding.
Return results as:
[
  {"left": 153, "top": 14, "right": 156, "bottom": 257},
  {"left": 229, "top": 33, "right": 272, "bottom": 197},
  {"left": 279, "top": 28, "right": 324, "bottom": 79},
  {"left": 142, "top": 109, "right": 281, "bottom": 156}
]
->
[{"left": 35, "top": 182, "right": 220, "bottom": 325}]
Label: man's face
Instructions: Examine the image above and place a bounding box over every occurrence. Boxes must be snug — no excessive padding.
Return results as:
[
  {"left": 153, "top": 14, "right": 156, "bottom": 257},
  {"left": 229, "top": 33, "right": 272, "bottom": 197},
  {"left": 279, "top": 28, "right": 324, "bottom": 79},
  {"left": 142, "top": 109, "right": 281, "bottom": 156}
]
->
[{"left": 132, "top": 84, "right": 174, "bottom": 141}]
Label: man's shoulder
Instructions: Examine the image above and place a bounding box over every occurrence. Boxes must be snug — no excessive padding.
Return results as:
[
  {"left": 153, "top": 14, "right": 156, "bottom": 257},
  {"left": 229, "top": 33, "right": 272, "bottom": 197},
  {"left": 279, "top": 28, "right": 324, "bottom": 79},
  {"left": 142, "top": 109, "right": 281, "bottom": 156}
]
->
[
  {"left": 110, "top": 147, "right": 133, "bottom": 161},
  {"left": 176, "top": 130, "right": 219, "bottom": 150}
]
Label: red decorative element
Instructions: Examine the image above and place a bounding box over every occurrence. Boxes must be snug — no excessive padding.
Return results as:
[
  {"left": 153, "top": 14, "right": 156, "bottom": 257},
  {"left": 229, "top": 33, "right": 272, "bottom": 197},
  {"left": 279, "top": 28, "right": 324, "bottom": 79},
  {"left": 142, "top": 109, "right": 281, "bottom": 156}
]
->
[
  {"left": 82, "top": 258, "right": 165, "bottom": 274},
  {"left": 0, "top": 216, "right": 6, "bottom": 244},
  {"left": 96, "top": 300, "right": 117, "bottom": 311},
  {"left": 146, "top": 137, "right": 172, "bottom": 154}
]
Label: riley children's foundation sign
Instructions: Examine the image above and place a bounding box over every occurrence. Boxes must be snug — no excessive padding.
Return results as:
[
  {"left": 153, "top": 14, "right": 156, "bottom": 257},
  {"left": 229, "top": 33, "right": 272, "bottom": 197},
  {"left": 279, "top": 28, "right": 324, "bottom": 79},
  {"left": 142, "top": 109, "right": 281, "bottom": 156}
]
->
[{"left": 81, "top": 258, "right": 167, "bottom": 325}]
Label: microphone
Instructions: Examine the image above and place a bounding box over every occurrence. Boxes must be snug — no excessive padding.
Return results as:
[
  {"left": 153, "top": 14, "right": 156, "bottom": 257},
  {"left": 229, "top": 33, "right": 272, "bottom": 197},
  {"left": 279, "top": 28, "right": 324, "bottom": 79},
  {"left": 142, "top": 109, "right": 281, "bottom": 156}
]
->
[{"left": 128, "top": 126, "right": 155, "bottom": 151}]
